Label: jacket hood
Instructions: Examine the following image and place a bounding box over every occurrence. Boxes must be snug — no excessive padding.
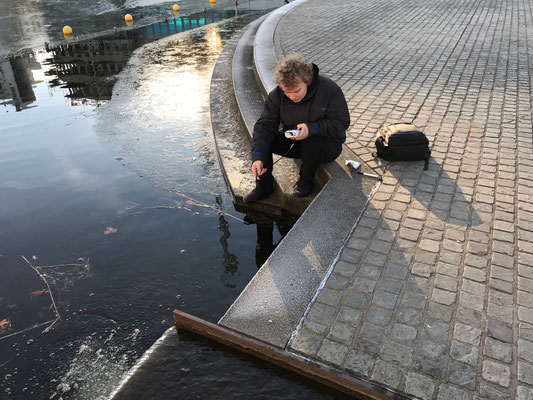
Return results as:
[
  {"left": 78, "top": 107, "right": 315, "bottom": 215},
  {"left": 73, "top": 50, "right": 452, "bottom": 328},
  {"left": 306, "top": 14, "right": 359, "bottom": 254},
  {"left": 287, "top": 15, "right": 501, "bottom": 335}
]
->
[{"left": 300, "top": 63, "right": 320, "bottom": 102}]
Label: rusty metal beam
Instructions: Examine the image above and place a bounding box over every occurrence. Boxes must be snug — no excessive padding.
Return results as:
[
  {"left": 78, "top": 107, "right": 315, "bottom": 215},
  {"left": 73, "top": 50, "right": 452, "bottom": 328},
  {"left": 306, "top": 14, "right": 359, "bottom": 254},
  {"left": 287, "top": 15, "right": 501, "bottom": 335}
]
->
[{"left": 173, "top": 309, "right": 403, "bottom": 400}]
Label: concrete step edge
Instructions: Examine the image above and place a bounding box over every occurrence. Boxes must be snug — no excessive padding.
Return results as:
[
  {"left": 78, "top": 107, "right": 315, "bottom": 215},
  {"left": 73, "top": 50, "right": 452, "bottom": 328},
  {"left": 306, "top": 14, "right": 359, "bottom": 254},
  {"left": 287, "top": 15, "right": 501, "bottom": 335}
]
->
[
  {"left": 231, "top": 8, "right": 313, "bottom": 215},
  {"left": 219, "top": 0, "right": 382, "bottom": 349},
  {"left": 210, "top": 17, "right": 284, "bottom": 216}
]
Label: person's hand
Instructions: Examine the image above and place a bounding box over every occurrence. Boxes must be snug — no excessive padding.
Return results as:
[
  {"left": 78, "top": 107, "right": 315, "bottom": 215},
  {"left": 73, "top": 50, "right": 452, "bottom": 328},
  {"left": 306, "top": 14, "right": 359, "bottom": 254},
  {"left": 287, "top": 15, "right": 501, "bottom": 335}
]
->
[
  {"left": 294, "top": 123, "right": 309, "bottom": 141},
  {"left": 252, "top": 160, "right": 267, "bottom": 180}
]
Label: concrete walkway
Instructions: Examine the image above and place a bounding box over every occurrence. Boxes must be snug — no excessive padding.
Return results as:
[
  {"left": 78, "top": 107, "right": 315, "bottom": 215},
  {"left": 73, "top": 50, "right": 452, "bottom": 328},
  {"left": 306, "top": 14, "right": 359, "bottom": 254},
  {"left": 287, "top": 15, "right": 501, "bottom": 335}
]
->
[{"left": 266, "top": 0, "right": 533, "bottom": 399}]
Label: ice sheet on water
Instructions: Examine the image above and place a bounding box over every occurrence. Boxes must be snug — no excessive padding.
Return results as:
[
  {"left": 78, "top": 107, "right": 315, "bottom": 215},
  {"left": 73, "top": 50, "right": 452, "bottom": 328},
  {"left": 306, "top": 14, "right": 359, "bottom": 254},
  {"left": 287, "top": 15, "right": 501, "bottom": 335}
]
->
[
  {"left": 40, "top": 0, "right": 121, "bottom": 14},
  {"left": 123, "top": 0, "right": 168, "bottom": 7},
  {"left": 49, "top": 328, "right": 141, "bottom": 400},
  {"left": 95, "top": 25, "right": 229, "bottom": 197}
]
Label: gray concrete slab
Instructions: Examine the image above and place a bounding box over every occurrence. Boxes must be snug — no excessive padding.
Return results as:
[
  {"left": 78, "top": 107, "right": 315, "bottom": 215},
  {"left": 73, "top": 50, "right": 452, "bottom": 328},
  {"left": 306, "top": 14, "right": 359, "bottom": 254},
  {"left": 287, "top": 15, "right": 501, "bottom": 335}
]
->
[
  {"left": 231, "top": 12, "right": 315, "bottom": 215},
  {"left": 232, "top": 16, "right": 267, "bottom": 135},
  {"left": 210, "top": 15, "right": 284, "bottom": 215},
  {"left": 220, "top": 165, "right": 377, "bottom": 347},
  {"left": 219, "top": 0, "right": 378, "bottom": 349}
]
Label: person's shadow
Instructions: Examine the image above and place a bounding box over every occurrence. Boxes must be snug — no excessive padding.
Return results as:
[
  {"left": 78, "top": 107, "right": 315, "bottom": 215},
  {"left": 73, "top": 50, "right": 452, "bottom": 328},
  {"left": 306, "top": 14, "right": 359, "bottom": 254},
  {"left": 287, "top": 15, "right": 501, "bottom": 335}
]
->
[
  {"left": 384, "top": 157, "right": 482, "bottom": 229},
  {"left": 290, "top": 155, "right": 486, "bottom": 389}
]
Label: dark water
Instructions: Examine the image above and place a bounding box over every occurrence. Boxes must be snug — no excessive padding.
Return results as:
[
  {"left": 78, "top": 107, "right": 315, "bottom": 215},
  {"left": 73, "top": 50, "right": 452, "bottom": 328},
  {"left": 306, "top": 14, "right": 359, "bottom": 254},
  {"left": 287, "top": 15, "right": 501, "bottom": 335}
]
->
[
  {"left": 0, "top": 2, "right": 345, "bottom": 400},
  {"left": 111, "top": 328, "right": 350, "bottom": 400}
]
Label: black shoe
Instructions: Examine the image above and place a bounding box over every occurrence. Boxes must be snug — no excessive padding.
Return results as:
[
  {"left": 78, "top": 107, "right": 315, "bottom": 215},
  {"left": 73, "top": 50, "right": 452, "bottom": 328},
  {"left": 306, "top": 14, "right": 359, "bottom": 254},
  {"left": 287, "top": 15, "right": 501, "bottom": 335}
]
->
[
  {"left": 243, "top": 185, "right": 274, "bottom": 204},
  {"left": 293, "top": 179, "right": 313, "bottom": 198}
]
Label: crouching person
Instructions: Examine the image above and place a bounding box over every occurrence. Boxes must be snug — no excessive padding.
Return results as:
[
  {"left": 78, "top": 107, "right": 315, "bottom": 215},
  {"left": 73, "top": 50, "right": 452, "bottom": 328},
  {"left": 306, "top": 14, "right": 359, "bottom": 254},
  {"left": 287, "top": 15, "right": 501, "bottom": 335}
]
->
[{"left": 244, "top": 53, "right": 350, "bottom": 203}]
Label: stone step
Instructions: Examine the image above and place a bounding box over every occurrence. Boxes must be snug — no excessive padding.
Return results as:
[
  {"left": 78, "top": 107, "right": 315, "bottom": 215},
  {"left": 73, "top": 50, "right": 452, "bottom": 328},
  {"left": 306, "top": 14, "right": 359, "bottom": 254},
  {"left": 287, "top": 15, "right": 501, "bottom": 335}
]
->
[
  {"left": 219, "top": 1, "right": 381, "bottom": 348},
  {"left": 232, "top": 12, "right": 314, "bottom": 215},
  {"left": 210, "top": 16, "right": 283, "bottom": 216}
]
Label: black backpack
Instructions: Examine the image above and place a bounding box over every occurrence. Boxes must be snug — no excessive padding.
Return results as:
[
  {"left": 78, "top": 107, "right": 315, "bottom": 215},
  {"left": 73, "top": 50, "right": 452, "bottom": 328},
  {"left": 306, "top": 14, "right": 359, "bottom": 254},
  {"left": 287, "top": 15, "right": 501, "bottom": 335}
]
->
[{"left": 374, "top": 123, "right": 431, "bottom": 170}]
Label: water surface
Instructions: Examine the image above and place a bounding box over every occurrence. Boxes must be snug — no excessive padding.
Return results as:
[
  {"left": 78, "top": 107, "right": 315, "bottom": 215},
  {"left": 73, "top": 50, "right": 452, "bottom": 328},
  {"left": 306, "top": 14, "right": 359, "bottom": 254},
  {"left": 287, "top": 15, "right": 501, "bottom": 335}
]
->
[{"left": 0, "top": 3, "right": 342, "bottom": 399}]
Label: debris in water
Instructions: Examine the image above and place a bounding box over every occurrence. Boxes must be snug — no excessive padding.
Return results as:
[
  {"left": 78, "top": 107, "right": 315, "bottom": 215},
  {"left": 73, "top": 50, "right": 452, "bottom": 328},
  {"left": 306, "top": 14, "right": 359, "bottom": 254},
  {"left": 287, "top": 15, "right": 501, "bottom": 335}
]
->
[
  {"left": 30, "top": 289, "right": 46, "bottom": 298},
  {"left": 104, "top": 226, "right": 118, "bottom": 235},
  {"left": 58, "top": 300, "right": 70, "bottom": 308}
]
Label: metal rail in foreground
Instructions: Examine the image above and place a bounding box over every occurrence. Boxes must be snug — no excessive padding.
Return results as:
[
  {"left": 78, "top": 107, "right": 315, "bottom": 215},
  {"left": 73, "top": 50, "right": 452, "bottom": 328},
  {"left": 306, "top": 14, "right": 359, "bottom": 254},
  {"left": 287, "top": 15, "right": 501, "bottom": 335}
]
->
[{"left": 173, "top": 310, "right": 405, "bottom": 400}]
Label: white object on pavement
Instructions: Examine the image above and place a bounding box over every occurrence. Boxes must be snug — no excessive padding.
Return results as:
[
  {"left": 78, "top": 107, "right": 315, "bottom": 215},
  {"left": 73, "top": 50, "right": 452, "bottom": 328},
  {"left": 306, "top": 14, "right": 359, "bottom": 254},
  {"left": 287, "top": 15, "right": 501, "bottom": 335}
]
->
[{"left": 345, "top": 160, "right": 361, "bottom": 170}]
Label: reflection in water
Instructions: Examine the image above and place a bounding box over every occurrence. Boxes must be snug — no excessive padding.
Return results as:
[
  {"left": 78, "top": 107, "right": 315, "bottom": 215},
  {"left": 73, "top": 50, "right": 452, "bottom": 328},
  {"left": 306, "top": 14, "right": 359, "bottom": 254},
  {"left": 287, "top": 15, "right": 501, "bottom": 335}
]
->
[
  {"left": 0, "top": 0, "right": 285, "bottom": 58},
  {"left": 0, "top": 9, "right": 238, "bottom": 111},
  {"left": 216, "top": 196, "right": 239, "bottom": 288},
  {"left": 217, "top": 195, "right": 297, "bottom": 286},
  {"left": 243, "top": 213, "right": 295, "bottom": 268},
  {"left": 0, "top": 54, "right": 41, "bottom": 111},
  {"left": 0, "top": 0, "right": 245, "bottom": 56},
  {"left": 40, "top": 9, "right": 232, "bottom": 104}
]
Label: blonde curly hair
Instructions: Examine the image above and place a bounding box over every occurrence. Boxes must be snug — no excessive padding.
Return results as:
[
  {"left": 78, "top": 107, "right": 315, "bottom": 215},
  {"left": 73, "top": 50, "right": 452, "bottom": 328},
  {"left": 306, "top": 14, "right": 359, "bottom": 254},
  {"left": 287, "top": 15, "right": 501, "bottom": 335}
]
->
[{"left": 274, "top": 54, "right": 313, "bottom": 88}]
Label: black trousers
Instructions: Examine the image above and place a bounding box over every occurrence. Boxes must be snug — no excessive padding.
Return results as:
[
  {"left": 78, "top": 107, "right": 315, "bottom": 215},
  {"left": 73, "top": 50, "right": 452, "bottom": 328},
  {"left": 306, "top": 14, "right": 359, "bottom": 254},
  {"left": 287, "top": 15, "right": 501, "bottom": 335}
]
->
[{"left": 260, "top": 132, "right": 342, "bottom": 187}]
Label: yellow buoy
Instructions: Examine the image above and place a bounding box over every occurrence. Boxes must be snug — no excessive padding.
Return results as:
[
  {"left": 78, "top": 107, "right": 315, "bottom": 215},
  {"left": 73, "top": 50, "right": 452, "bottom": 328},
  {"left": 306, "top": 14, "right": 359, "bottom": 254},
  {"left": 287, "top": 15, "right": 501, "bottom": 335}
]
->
[
  {"left": 172, "top": 4, "right": 179, "bottom": 12},
  {"left": 209, "top": 0, "right": 215, "bottom": 4},
  {"left": 62, "top": 25, "right": 73, "bottom": 35},
  {"left": 124, "top": 14, "right": 133, "bottom": 23}
]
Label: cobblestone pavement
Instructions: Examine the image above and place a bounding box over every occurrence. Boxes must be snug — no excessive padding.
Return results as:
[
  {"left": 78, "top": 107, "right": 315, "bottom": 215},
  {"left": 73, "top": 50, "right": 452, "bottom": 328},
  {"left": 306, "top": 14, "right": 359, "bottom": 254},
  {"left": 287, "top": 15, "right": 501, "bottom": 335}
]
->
[{"left": 273, "top": 0, "right": 533, "bottom": 398}]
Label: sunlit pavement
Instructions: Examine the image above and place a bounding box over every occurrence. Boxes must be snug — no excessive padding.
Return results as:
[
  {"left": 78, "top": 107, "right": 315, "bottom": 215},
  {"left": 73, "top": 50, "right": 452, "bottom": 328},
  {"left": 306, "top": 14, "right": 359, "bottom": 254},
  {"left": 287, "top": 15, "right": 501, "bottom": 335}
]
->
[{"left": 267, "top": 0, "right": 533, "bottom": 398}]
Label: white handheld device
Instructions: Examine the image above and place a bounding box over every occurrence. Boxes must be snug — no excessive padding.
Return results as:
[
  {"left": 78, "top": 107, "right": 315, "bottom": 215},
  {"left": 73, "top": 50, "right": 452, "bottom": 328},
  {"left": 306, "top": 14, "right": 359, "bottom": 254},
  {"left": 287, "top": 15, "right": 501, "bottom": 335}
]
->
[{"left": 284, "top": 129, "right": 300, "bottom": 138}]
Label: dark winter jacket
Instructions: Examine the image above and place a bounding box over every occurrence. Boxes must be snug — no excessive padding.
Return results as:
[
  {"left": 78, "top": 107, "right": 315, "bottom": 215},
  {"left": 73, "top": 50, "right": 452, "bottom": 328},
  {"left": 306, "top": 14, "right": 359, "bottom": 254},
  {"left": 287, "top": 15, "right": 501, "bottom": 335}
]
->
[{"left": 251, "top": 64, "right": 350, "bottom": 164}]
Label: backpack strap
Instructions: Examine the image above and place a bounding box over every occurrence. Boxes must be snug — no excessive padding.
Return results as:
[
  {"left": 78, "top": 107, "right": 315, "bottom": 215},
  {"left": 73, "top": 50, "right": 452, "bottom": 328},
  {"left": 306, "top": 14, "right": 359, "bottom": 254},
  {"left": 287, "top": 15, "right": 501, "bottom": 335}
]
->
[{"left": 423, "top": 148, "right": 431, "bottom": 170}]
